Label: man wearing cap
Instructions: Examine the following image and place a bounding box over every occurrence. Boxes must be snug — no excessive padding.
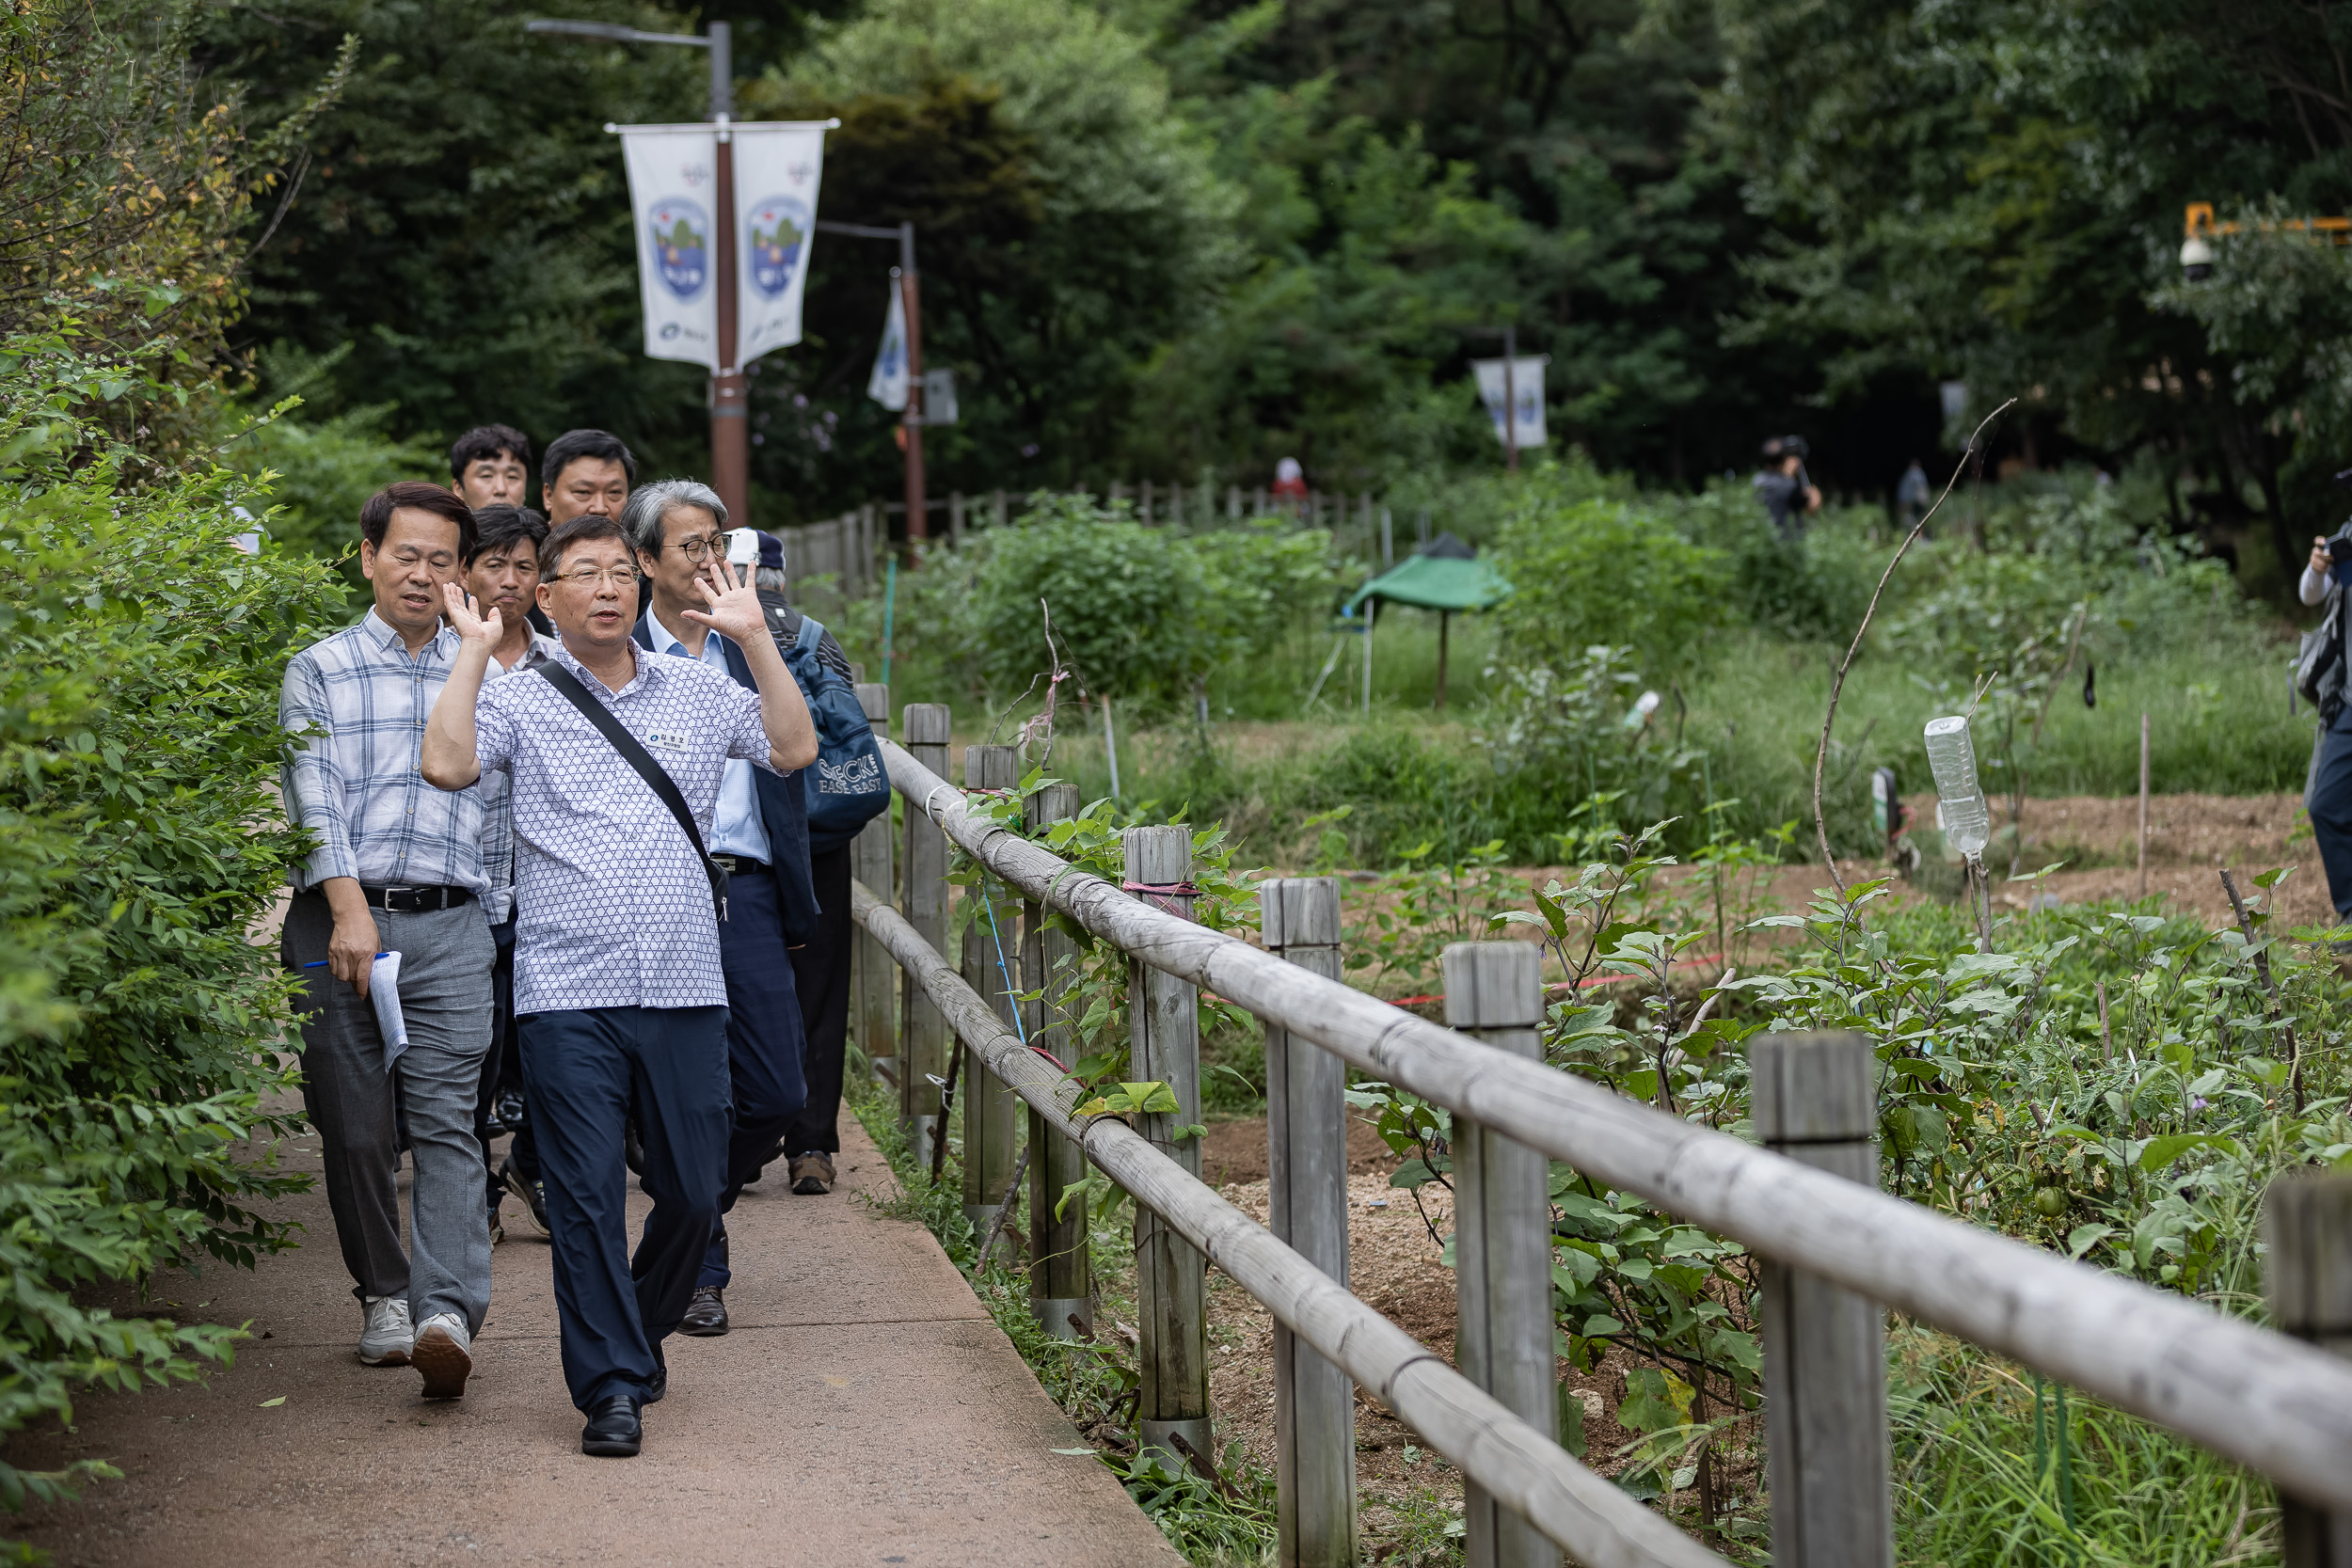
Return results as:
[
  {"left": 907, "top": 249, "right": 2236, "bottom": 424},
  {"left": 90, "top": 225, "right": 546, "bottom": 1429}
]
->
[
  {"left": 1754, "top": 436, "right": 1822, "bottom": 540},
  {"left": 749, "top": 531, "right": 863, "bottom": 1197}
]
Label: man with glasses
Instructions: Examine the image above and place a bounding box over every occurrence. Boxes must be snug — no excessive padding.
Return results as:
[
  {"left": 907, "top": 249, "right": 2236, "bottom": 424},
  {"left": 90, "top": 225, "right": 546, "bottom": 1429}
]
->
[
  {"left": 622, "top": 481, "right": 820, "bottom": 1339},
  {"left": 421, "top": 513, "right": 817, "bottom": 1457},
  {"left": 461, "top": 505, "right": 561, "bottom": 1243},
  {"left": 278, "top": 482, "right": 497, "bottom": 1402}
]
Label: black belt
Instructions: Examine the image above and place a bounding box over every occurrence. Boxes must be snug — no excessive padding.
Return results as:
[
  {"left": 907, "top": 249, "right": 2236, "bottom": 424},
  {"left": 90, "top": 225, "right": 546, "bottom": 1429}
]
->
[
  {"left": 359, "top": 884, "right": 476, "bottom": 912},
  {"left": 709, "top": 854, "right": 769, "bottom": 875}
]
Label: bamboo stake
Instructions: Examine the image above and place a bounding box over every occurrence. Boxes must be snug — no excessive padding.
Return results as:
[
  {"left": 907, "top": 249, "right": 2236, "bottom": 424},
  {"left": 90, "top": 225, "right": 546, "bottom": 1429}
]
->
[{"left": 2138, "top": 712, "right": 2151, "bottom": 900}]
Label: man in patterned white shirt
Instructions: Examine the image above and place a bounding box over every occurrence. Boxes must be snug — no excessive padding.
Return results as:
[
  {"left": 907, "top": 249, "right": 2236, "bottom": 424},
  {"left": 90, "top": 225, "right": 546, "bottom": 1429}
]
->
[
  {"left": 421, "top": 513, "right": 817, "bottom": 1459},
  {"left": 278, "top": 481, "right": 497, "bottom": 1402}
]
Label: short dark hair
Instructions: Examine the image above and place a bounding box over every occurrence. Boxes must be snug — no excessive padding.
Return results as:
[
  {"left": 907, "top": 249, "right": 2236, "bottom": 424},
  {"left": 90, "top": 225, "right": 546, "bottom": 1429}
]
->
[
  {"left": 541, "top": 512, "right": 632, "bottom": 577},
  {"left": 361, "top": 481, "right": 476, "bottom": 557},
  {"left": 448, "top": 423, "right": 533, "bottom": 481},
  {"left": 542, "top": 429, "right": 638, "bottom": 491},
  {"left": 465, "top": 504, "right": 548, "bottom": 566}
]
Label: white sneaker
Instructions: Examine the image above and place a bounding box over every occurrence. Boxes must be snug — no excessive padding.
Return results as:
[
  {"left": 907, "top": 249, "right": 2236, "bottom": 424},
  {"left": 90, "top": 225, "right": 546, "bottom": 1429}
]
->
[
  {"left": 411, "top": 1312, "right": 473, "bottom": 1400},
  {"left": 358, "top": 1295, "right": 413, "bottom": 1366}
]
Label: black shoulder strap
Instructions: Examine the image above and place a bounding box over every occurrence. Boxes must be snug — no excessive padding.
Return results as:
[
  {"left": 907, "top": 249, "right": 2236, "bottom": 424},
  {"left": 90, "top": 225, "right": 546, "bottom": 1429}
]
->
[{"left": 536, "top": 663, "right": 728, "bottom": 921}]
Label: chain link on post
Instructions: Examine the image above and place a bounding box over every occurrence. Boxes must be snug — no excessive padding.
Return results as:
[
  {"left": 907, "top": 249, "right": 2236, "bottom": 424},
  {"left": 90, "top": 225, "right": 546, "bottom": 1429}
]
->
[{"left": 1125, "top": 824, "right": 1213, "bottom": 1467}]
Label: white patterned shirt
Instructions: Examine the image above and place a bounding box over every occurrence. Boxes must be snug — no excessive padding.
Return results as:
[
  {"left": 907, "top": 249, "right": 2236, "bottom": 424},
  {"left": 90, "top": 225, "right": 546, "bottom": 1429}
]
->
[
  {"left": 280, "top": 610, "right": 489, "bottom": 896},
  {"left": 473, "top": 636, "right": 776, "bottom": 1015}
]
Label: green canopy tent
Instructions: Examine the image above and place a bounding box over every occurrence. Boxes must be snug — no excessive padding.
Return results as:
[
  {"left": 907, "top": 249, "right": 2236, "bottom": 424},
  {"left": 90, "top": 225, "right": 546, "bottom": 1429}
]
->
[{"left": 1343, "top": 533, "right": 1511, "bottom": 708}]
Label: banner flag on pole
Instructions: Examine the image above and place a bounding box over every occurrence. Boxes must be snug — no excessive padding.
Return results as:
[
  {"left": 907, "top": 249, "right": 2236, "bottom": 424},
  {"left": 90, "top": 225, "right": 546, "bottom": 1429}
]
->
[
  {"left": 1471, "top": 356, "right": 1550, "bottom": 450},
  {"left": 618, "top": 124, "right": 720, "bottom": 369},
  {"left": 731, "top": 122, "right": 828, "bottom": 363},
  {"left": 866, "top": 283, "right": 909, "bottom": 411},
  {"left": 615, "top": 119, "right": 834, "bottom": 371}
]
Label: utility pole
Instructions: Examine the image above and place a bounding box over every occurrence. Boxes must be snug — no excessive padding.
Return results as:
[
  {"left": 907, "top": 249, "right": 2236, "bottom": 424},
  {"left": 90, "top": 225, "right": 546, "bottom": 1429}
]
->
[
  {"left": 820, "top": 218, "right": 929, "bottom": 541},
  {"left": 527, "top": 18, "right": 747, "bottom": 524}
]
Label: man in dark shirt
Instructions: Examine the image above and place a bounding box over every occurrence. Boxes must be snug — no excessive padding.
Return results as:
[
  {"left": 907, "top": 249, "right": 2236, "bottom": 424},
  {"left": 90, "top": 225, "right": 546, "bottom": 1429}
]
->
[{"left": 1754, "top": 436, "right": 1822, "bottom": 540}]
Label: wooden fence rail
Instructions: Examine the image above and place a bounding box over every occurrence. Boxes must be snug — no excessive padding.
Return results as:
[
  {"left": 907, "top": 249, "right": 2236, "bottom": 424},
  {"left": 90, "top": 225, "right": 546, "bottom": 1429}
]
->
[{"left": 872, "top": 727, "right": 2352, "bottom": 1524}]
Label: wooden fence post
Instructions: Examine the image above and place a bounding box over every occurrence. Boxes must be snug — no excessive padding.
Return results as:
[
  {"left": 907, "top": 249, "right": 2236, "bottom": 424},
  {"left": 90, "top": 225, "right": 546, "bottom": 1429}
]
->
[
  {"left": 1025, "top": 782, "right": 1092, "bottom": 1339},
  {"left": 1228, "top": 484, "right": 1242, "bottom": 519},
  {"left": 961, "top": 743, "right": 1021, "bottom": 1234},
  {"left": 852, "top": 684, "right": 895, "bottom": 1085},
  {"left": 901, "top": 704, "right": 951, "bottom": 1167},
  {"left": 1263, "top": 878, "right": 1357, "bottom": 1568},
  {"left": 2266, "top": 1172, "right": 2352, "bottom": 1565},
  {"left": 993, "top": 488, "right": 1009, "bottom": 529},
  {"left": 1754, "top": 1031, "right": 1892, "bottom": 1568},
  {"left": 1127, "top": 824, "right": 1213, "bottom": 1465},
  {"left": 1445, "top": 942, "right": 1558, "bottom": 1568}
]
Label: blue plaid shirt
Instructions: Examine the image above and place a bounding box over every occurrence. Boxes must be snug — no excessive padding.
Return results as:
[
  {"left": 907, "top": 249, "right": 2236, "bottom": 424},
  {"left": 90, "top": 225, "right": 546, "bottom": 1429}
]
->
[{"left": 279, "top": 610, "right": 490, "bottom": 897}]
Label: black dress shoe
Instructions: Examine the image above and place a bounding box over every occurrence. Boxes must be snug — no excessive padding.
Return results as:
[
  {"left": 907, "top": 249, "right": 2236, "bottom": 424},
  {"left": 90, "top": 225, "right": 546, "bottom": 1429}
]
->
[
  {"left": 580, "top": 1394, "right": 642, "bottom": 1457},
  {"left": 646, "top": 1352, "right": 667, "bottom": 1405},
  {"left": 679, "top": 1285, "right": 729, "bottom": 1337}
]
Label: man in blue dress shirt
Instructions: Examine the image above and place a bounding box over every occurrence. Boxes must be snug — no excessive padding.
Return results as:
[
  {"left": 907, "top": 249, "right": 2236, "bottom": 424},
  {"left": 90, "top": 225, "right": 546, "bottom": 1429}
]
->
[
  {"left": 421, "top": 514, "right": 817, "bottom": 1457},
  {"left": 622, "top": 479, "right": 821, "bottom": 1338}
]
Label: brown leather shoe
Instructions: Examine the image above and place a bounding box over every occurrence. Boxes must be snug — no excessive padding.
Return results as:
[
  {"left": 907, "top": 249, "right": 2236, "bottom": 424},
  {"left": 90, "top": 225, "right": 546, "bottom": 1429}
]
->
[
  {"left": 679, "top": 1285, "right": 729, "bottom": 1337},
  {"left": 787, "top": 1151, "right": 835, "bottom": 1196}
]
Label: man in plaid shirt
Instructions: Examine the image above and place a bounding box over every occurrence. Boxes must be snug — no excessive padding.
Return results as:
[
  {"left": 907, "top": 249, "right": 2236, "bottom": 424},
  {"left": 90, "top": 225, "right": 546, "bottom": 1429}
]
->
[{"left": 278, "top": 481, "right": 498, "bottom": 1402}]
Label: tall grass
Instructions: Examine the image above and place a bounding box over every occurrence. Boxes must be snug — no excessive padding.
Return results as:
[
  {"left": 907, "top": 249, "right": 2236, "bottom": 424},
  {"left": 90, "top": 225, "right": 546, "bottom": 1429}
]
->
[{"left": 1890, "top": 1328, "right": 2277, "bottom": 1568}]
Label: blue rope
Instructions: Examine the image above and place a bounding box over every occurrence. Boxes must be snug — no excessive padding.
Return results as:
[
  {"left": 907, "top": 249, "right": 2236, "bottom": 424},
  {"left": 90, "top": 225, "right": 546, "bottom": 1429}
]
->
[{"left": 979, "top": 881, "right": 1028, "bottom": 1045}]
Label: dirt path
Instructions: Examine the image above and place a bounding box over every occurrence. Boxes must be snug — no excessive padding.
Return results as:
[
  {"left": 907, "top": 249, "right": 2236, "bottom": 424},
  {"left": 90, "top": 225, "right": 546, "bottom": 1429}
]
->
[{"left": 8, "top": 1118, "right": 1180, "bottom": 1568}]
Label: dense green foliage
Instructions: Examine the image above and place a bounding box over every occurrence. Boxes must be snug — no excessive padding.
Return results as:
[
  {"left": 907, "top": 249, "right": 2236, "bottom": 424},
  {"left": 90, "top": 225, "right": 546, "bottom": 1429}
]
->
[{"left": 0, "top": 331, "right": 347, "bottom": 1513}]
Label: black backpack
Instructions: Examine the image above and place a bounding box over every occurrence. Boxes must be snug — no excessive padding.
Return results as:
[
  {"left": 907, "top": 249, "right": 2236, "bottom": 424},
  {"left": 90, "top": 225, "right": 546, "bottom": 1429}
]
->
[
  {"left": 774, "top": 610, "right": 890, "bottom": 854},
  {"left": 2296, "top": 577, "right": 2346, "bottom": 722}
]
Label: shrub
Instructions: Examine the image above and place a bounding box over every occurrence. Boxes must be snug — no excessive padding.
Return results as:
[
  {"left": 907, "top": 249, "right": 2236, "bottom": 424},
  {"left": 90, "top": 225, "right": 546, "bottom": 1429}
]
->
[
  {"left": 0, "top": 332, "right": 345, "bottom": 1516},
  {"left": 1489, "top": 474, "right": 1726, "bottom": 688}
]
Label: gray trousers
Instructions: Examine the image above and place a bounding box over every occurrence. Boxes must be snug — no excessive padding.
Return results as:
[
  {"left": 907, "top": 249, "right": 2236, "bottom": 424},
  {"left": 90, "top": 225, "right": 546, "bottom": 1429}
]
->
[{"left": 282, "top": 890, "right": 496, "bottom": 1332}]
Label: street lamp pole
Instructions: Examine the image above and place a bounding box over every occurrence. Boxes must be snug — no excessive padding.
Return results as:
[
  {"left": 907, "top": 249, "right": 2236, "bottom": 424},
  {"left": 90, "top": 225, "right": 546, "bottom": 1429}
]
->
[
  {"left": 821, "top": 219, "right": 928, "bottom": 542},
  {"left": 527, "top": 18, "right": 748, "bottom": 524}
]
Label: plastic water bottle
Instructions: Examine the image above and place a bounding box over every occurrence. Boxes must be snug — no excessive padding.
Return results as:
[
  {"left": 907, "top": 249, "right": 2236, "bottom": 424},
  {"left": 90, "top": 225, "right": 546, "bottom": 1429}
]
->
[{"left": 1922, "top": 715, "right": 1991, "bottom": 858}]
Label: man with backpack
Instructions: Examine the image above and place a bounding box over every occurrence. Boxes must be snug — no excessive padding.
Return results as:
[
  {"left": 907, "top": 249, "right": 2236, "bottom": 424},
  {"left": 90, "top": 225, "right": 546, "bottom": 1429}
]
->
[
  {"left": 619, "top": 482, "right": 823, "bottom": 1340},
  {"left": 748, "top": 531, "right": 889, "bottom": 1196},
  {"left": 2300, "top": 531, "right": 2352, "bottom": 923}
]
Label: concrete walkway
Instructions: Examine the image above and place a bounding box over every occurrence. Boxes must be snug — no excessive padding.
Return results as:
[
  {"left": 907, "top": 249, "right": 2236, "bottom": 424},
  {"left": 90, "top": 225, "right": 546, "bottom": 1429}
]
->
[{"left": 10, "top": 1117, "right": 1181, "bottom": 1567}]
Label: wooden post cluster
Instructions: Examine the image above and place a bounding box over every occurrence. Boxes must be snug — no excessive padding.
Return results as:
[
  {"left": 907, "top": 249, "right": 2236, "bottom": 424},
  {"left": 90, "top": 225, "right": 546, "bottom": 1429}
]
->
[
  {"left": 2265, "top": 1173, "right": 2352, "bottom": 1566},
  {"left": 1126, "top": 824, "right": 1214, "bottom": 1466},
  {"left": 1445, "top": 942, "right": 1558, "bottom": 1568},
  {"left": 1024, "top": 782, "right": 1092, "bottom": 1339},
  {"left": 900, "top": 705, "right": 952, "bottom": 1167},
  {"left": 851, "top": 684, "right": 895, "bottom": 1085},
  {"left": 961, "top": 744, "right": 1021, "bottom": 1234},
  {"left": 1753, "top": 1032, "right": 1892, "bottom": 1568},
  {"left": 1263, "top": 879, "right": 1357, "bottom": 1567}
]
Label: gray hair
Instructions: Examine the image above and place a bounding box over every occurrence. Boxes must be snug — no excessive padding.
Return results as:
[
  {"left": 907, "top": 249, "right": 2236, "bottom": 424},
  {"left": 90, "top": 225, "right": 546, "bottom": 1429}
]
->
[
  {"left": 620, "top": 478, "right": 728, "bottom": 555},
  {"left": 755, "top": 566, "right": 788, "bottom": 595}
]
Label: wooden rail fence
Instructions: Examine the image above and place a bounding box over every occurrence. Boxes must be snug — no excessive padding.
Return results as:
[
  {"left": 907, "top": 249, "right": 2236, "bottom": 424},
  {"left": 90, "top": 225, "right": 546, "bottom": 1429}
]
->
[{"left": 842, "top": 707, "right": 2352, "bottom": 1566}]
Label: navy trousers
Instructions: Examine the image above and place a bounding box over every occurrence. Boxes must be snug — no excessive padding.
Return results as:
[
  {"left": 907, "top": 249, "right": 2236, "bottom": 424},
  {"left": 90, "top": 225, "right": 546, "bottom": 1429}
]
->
[
  {"left": 699, "top": 861, "right": 808, "bottom": 1290},
  {"left": 518, "top": 1005, "right": 730, "bottom": 1412},
  {"left": 782, "top": 844, "right": 854, "bottom": 1158},
  {"left": 2313, "top": 706, "right": 2352, "bottom": 919}
]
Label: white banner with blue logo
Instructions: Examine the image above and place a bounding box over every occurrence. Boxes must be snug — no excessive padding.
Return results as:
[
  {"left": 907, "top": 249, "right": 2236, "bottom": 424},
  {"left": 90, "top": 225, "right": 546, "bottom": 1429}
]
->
[
  {"left": 1471, "top": 355, "right": 1549, "bottom": 449},
  {"left": 732, "top": 123, "right": 827, "bottom": 363},
  {"left": 620, "top": 124, "right": 721, "bottom": 369},
  {"left": 617, "top": 121, "right": 831, "bottom": 370},
  {"left": 866, "top": 283, "right": 908, "bottom": 411}
]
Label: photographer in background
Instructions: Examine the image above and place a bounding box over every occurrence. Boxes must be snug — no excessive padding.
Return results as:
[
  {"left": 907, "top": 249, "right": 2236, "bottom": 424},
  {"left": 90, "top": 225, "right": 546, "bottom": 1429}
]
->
[
  {"left": 1754, "top": 436, "right": 1823, "bottom": 540},
  {"left": 2301, "top": 529, "right": 2352, "bottom": 923}
]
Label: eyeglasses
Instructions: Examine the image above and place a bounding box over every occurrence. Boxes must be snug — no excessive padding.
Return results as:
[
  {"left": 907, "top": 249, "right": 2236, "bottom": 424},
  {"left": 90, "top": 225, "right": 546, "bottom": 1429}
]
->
[
  {"left": 551, "top": 566, "right": 640, "bottom": 591},
  {"left": 664, "top": 533, "right": 725, "bottom": 562}
]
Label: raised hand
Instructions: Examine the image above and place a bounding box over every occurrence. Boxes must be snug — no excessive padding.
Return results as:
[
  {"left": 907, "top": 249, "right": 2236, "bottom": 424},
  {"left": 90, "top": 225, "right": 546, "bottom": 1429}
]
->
[
  {"left": 441, "top": 580, "right": 503, "bottom": 650},
  {"left": 682, "top": 554, "right": 765, "bottom": 644}
]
